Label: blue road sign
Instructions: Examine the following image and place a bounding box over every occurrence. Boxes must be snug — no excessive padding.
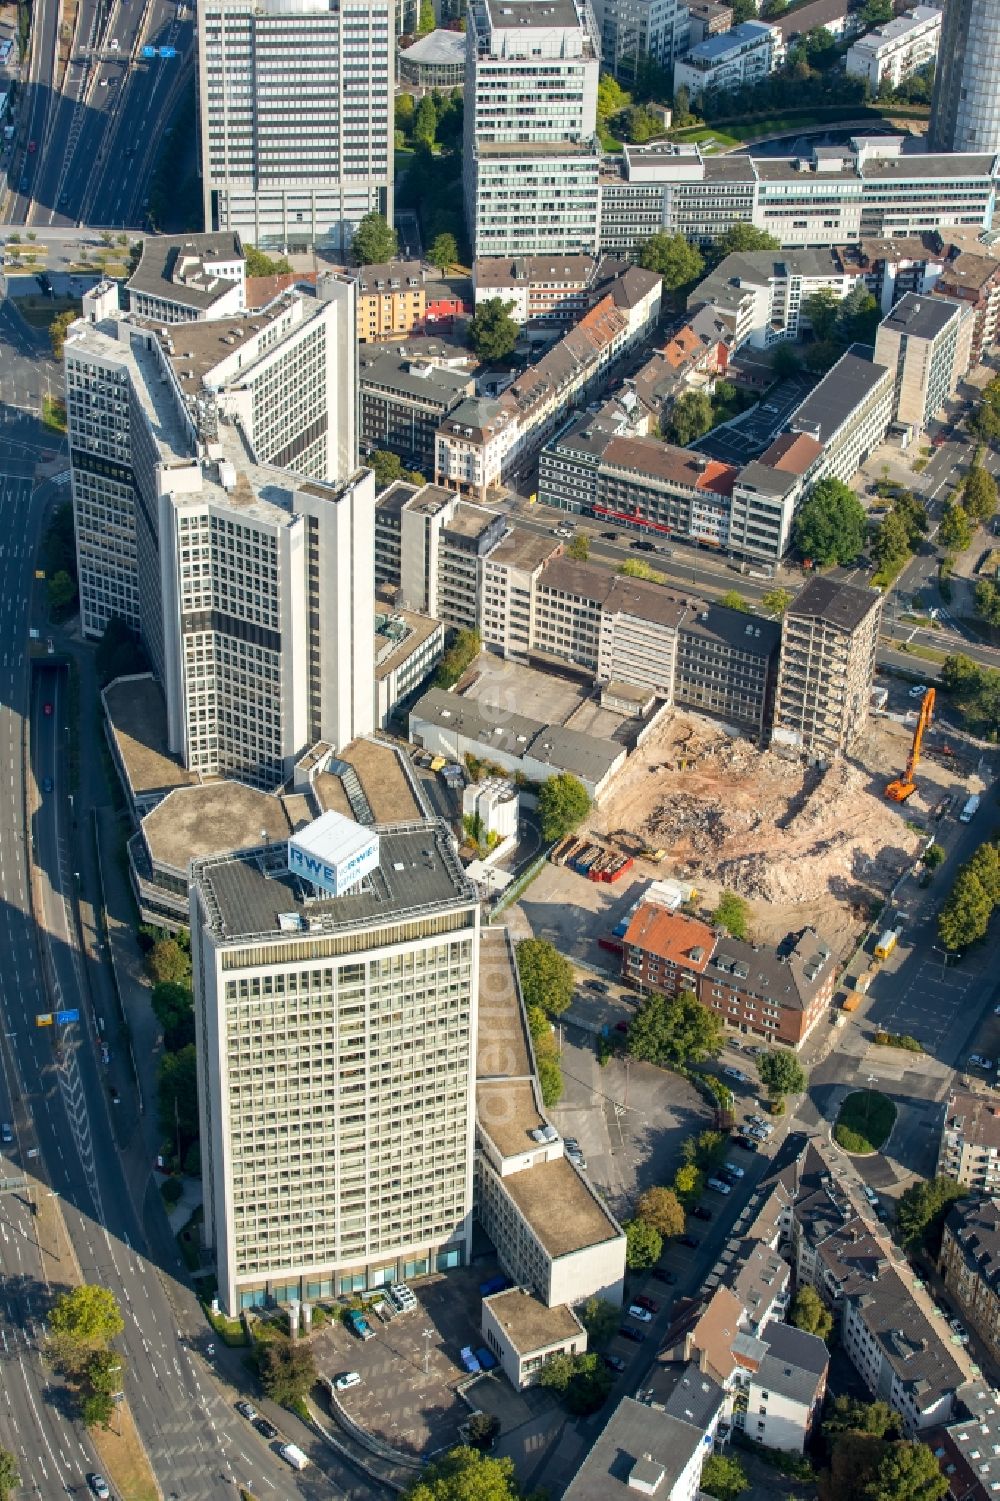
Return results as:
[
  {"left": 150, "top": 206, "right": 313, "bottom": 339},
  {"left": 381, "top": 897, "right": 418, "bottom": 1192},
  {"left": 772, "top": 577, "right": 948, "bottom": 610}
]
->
[
  {"left": 140, "top": 44, "right": 157, "bottom": 57},
  {"left": 159, "top": 45, "right": 177, "bottom": 57},
  {"left": 55, "top": 1009, "right": 80, "bottom": 1024}
]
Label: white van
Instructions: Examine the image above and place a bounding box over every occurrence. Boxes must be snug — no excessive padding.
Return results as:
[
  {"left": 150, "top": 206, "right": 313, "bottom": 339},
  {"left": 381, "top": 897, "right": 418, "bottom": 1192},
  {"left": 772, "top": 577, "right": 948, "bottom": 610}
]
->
[
  {"left": 278, "top": 1443, "right": 310, "bottom": 1471},
  {"left": 960, "top": 794, "right": 981, "bottom": 824}
]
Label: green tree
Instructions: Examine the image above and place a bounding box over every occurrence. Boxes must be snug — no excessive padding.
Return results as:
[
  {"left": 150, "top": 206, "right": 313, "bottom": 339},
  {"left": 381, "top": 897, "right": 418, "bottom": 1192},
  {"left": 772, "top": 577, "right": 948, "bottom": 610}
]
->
[
  {"left": 964, "top": 464, "right": 998, "bottom": 523},
  {"left": 871, "top": 509, "right": 911, "bottom": 570},
  {"left": 860, "top": 0, "right": 893, "bottom": 23},
  {"left": 406, "top": 1448, "right": 522, "bottom": 1501},
  {"left": 718, "top": 589, "right": 749, "bottom": 612},
  {"left": 257, "top": 1334, "right": 317, "bottom": 1406},
  {"left": 157, "top": 1045, "right": 200, "bottom": 1150},
  {"left": 49, "top": 307, "right": 77, "bottom": 359},
  {"left": 760, "top": 587, "right": 793, "bottom": 617},
  {"left": 793, "top": 477, "right": 867, "bottom": 564},
  {"left": 539, "top": 1351, "right": 612, "bottom": 1413},
  {"left": 789, "top": 1283, "right": 833, "bottom": 1341},
  {"left": 712, "top": 890, "right": 750, "bottom": 938},
  {"left": 151, "top": 981, "right": 195, "bottom": 1052},
  {"left": 730, "top": 0, "right": 757, "bottom": 17},
  {"left": 940, "top": 654, "right": 1000, "bottom": 737},
  {"left": 580, "top": 1297, "right": 620, "bottom": 1348},
  {"left": 467, "top": 1412, "right": 500, "bottom": 1451},
  {"left": 243, "top": 246, "right": 293, "bottom": 277},
  {"left": 0, "top": 1448, "right": 20, "bottom": 1501},
  {"left": 770, "top": 342, "right": 802, "bottom": 380},
  {"left": 515, "top": 938, "right": 574, "bottom": 1016},
  {"left": 537, "top": 772, "right": 591, "bottom": 842},
  {"left": 416, "top": 0, "right": 435, "bottom": 31},
  {"left": 701, "top": 1453, "right": 749, "bottom": 1501},
  {"left": 862, "top": 1441, "right": 948, "bottom": 1501},
  {"left": 87, "top": 1348, "right": 125, "bottom": 1397},
  {"left": 938, "top": 867, "right": 994, "bottom": 950},
  {"left": 351, "top": 211, "right": 399, "bottom": 266},
  {"left": 369, "top": 450, "right": 404, "bottom": 489},
  {"left": 567, "top": 533, "right": 590, "bottom": 561},
  {"left": 597, "top": 72, "right": 630, "bottom": 120},
  {"left": 711, "top": 225, "right": 779, "bottom": 260},
  {"left": 47, "top": 570, "right": 77, "bottom": 614},
  {"left": 624, "top": 1217, "right": 663, "bottom": 1269},
  {"left": 636, "top": 231, "right": 704, "bottom": 292},
  {"left": 938, "top": 500, "right": 972, "bottom": 554},
  {"left": 429, "top": 232, "right": 459, "bottom": 273},
  {"left": 803, "top": 287, "right": 842, "bottom": 342},
  {"left": 636, "top": 1185, "right": 685, "bottom": 1237},
  {"left": 147, "top": 937, "right": 191, "bottom": 985},
  {"left": 48, "top": 1286, "right": 125, "bottom": 1373},
  {"left": 968, "top": 398, "right": 1000, "bottom": 445},
  {"left": 922, "top": 842, "right": 946, "bottom": 870},
  {"left": 396, "top": 92, "right": 416, "bottom": 133},
  {"left": 758, "top": 1048, "right": 807, "bottom": 1098},
  {"left": 824, "top": 1396, "right": 901, "bottom": 1439},
  {"left": 895, "top": 1176, "right": 967, "bottom": 1251},
  {"left": 435, "top": 627, "right": 481, "bottom": 687},
  {"left": 414, "top": 93, "right": 438, "bottom": 148},
  {"left": 536, "top": 1055, "right": 564, "bottom": 1108},
  {"left": 628, "top": 988, "right": 723, "bottom": 1067},
  {"left": 837, "top": 282, "right": 880, "bottom": 344},
  {"left": 665, "top": 390, "right": 714, "bottom": 445},
  {"left": 683, "top": 1128, "right": 727, "bottom": 1170},
  {"left": 673, "top": 1161, "right": 703, "bottom": 1203},
  {"left": 975, "top": 578, "right": 1000, "bottom": 626},
  {"left": 81, "top": 1392, "right": 115, "bottom": 1429},
  {"left": 468, "top": 297, "right": 519, "bottom": 361}
]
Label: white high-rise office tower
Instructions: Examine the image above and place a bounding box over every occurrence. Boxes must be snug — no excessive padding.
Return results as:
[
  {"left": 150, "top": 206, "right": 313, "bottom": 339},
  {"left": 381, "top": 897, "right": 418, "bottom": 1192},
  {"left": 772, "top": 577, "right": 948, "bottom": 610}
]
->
[
  {"left": 464, "top": 0, "right": 602, "bottom": 259},
  {"left": 198, "top": 0, "right": 393, "bottom": 254},
  {"left": 190, "top": 814, "right": 480, "bottom": 1315},
  {"left": 928, "top": 0, "right": 1000, "bottom": 154},
  {"left": 66, "top": 278, "right": 373, "bottom": 784}
]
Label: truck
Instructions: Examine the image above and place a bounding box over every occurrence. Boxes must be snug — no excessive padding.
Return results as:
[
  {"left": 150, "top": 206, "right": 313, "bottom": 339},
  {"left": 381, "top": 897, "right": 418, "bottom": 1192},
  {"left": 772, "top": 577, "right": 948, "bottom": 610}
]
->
[
  {"left": 842, "top": 992, "right": 864, "bottom": 1013},
  {"left": 345, "top": 1310, "right": 375, "bottom": 1341},
  {"left": 278, "top": 1443, "right": 310, "bottom": 1471},
  {"left": 874, "top": 930, "right": 898, "bottom": 962},
  {"left": 960, "top": 794, "right": 981, "bottom": 824}
]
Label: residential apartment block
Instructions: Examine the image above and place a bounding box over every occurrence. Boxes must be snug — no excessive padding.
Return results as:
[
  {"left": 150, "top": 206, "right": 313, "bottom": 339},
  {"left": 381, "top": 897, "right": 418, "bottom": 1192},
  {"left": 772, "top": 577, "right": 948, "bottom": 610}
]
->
[
  {"left": 621, "top": 904, "right": 835, "bottom": 1048},
  {"left": 596, "top": 0, "right": 688, "bottom": 78},
  {"left": 940, "top": 1197, "right": 1000, "bottom": 1368},
  {"left": 938, "top": 1090, "right": 1000, "bottom": 1193},
  {"left": 358, "top": 351, "right": 474, "bottom": 474},
  {"left": 773, "top": 576, "right": 882, "bottom": 758},
  {"left": 673, "top": 21, "right": 783, "bottom": 100},
  {"left": 68, "top": 279, "right": 372, "bottom": 786},
  {"left": 346, "top": 260, "right": 465, "bottom": 343},
  {"left": 563, "top": 1395, "right": 718, "bottom": 1501},
  {"left": 933, "top": 252, "right": 1000, "bottom": 367},
  {"left": 473, "top": 253, "right": 599, "bottom": 327},
  {"left": 845, "top": 6, "right": 942, "bottom": 93},
  {"left": 125, "top": 233, "right": 247, "bottom": 324},
  {"left": 197, "top": 0, "right": 393, "bottom": 254},
  {"left": 874, "top": 292, "right": 974, "bottom": 435},
  {"left": 597, "top": 135, "right": 1000, "bottom": 256},
  {"left": 464, "top": 0, "right": 602, "bottom": 258},
  {"left": 190, "top": 815, "right": 480, "bottom": 1314},
  {"left": 687, "top": 248, "right": 852, "bottom": 351}
]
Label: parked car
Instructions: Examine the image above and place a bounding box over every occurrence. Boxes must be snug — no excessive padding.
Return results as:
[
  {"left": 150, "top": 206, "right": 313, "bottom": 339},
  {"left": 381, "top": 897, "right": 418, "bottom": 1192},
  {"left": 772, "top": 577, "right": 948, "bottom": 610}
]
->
[
  {"left": 733, "top": 1136, "right": 758, "bottom": 1152},
  {"left": 678, "top": 1235, "right": 700, "bottom": 1248},
  {"left": 630, "top": 539, "right": 656, "bottom": 552},
  {"left": 968, "top": 1055, "right": 993, "bottom": 1069},
  {"left": 600, "top": 531, "right": 619, "bottom": 541},
  {"left": 691, "top": 1205, "right": 713, "bottom": 1220},
  {"left": 722, "top": 1065, "right": 748, "bottom": 1083},
  {"left": 235, "top": 1401, "right": 258, "bottom": 1421},
  {"left": 587, "top": 979, "right": 610, "bottom": 994},
  {"left": 707, "top": 1177, "right": 732, "bottom": 1195},
  {"left": 634, "top": 1295, "right": 659, "bottom": 1313},
  {"left": 254, "top": 1418, "right": 278, "bottom": 1440},
  {"left": 862, "top": 1185, "right": 879, "bottom": 1206},
  {"left": 614, "top": 1020, "right": 629, "bottom": 1034},
  {"left": 619, "top": 1325, "right": 646, "bottom": 1343},
  {"left": 909, "top": 683, "right": 929, "bottom": 698},
  {"left": 87, "top": 1478, "right": 110, "bottom": 1500},
  {"left": 722, "top": 1162, "right": 745, "bottom": 1179},
  {"left": 627, "top": 1304, "right": 653, "bottom": 1323},
  {"left": 1, "top": 1122, "right": 12, "bottom": 1145},
  {"left": 651, "top": 1268, "right": 678, "bottom": 1284},
  {"left": 603, "top": 1353, "right": 626, "bottom": 1372},
  {"left": 334, "top": 1372, "right": 362, "bottom": 1391}
]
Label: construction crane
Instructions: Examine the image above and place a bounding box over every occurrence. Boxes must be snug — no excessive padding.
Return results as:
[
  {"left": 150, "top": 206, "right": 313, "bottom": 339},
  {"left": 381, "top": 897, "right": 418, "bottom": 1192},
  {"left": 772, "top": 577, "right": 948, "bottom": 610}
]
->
[{"left": 885, "top": 687, "right": 935, "bottom": 803}]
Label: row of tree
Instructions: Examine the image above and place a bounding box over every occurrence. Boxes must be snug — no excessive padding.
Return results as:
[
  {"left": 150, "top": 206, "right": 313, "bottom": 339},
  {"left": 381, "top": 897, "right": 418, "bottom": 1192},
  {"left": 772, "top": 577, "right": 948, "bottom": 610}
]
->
[
  {"left": 937, "top": 839, "right": 1000, "bottom": 952},
  {"left": 940, "top": 654, "right": 1000, "bottom": 739},
  {"left": 624, "top": 1127, "right": 729, "bottom": 1268},
  {"left": 140, "top": 926, "right": 201, "bottom": 1172},
  {"left": 515, "top": 937, "right": 575, "bottom": 1108}
]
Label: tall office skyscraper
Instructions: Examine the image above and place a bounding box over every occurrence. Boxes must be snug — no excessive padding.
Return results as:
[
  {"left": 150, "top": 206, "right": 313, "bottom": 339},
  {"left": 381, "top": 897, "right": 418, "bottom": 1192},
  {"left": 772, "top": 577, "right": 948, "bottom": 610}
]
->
[
  {"left": 198, "top": 0, "right": 393, "bottom": 254},
  {"left": 66, "top": 277, "right": 374, "bottom": 784},
  {"left": 929, "top": 0, "right": 1000, "bottom": 153},
  {"left": 190, "top": 814, "right": 480, "bottom": 1315},
  {"left": 464, "top": 0, "right": 602, "bottom": 258}
]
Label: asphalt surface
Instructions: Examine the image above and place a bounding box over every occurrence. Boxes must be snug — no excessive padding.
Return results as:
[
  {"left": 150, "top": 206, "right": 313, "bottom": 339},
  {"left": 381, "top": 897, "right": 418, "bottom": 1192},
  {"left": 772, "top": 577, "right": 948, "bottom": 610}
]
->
[{"left": 7, "top": 0, "right": 193, "bottom": 229}]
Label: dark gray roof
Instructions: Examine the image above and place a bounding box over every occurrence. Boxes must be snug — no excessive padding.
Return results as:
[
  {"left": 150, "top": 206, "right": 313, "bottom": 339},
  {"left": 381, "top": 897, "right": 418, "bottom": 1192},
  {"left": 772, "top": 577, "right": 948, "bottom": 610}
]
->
[
  {"left": 735, "top": 461, "right": 800, "bottom": 500},
  {"left": 126, "top": 232, "right": 244, "bottom": 309},
  {"left": 772, "top": 0, "right": 849, "bottom": 37},
  {"left": 358, "top": 350, "right": 472, "bottom": 406},
  {"left": 679, "top": 602, "right": 780, "bottom": 659},
  {"left": 193, "top": 820, "right": 475, "bottom": 942},
  {"left": 692, "top": 247, "right": 844, "bottom": 312},
  {"left": 945, "top": 1196, "right": 1000, "bottom": 1293},
  {"left": 787, "top": 575, "right": 881, "bottom": 633},
  {"left": 646, "top": 1360, "right": 726, "bottom": 1431},
  {"left": 878, "top": 291, "right": 963, "bottom": 341},
  {"left": 562, "top": 1397, "right": 708, "bottom": 1501},
  {"left": 788, "top": 347, "right": 890, "bottom": 444},
  {"left": 374, "top": 480, "right": 421, "bottom": 519},
  {"left": 761, "top": 1319, "right": 829, "bottom": 1377},
  {"left": 705, "top": 927, "right": 832, "bottom": 1012},
  {"left": 484, "top": 0, "right": 581, "bottom": 28}
]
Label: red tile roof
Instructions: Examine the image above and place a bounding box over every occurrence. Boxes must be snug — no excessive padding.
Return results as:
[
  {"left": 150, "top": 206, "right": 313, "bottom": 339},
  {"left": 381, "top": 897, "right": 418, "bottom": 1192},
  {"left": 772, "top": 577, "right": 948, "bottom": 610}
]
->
[{"left": 623, "top": 904, "right": 715, "bottom": 971}]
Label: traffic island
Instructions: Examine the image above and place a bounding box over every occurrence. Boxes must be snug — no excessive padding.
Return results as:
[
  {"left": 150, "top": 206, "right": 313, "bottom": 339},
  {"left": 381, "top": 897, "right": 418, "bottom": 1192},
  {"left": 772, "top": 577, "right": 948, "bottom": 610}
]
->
[{"left": 833, "top": 1089, "right": 897, "bottom": 1154}]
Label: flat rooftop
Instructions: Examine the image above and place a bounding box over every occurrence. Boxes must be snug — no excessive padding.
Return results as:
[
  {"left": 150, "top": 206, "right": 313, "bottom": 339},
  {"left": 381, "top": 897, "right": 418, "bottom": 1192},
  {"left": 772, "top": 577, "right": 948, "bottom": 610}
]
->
[
  {"left": 153, "top": 293, "right": 313, "bottom": 396},
  {"left": 485, "top": 525, "right": 562, "bottom": 572},
  {"left": 127, "top": 231, "right": 243, "bottom": 310},
  {"left": 484, "top": 1289, "right": 583, "bottom": 1353},
  {"left": 374, "top": 609, "right": 442, "bottom": 681},
  {"left": 193, "top": 819, "right": 475, "bottom": 942},
  {"left": 103, "top": 674, "right": 197, "bottom": 798},
  {"left": 502, "top": 1155, "right": 620, "bottom": 1258},
  {"left": 477, "top": 928, "right": 533, "bottom": 1080},
  {"left": 477, "top": 1079, "right": 546, "bottom": 1157},
  {"left": 142, "top": 781, "right": 293, "bottom": 874},
  {"left": 331, "top": 738, "right": 422, "bottom": 823},
  {"left": 484, "top": 0, "right": 581, "bottom": 28},
  {"left": 789, "top": 347, "right": 889, "bottom": 444}
]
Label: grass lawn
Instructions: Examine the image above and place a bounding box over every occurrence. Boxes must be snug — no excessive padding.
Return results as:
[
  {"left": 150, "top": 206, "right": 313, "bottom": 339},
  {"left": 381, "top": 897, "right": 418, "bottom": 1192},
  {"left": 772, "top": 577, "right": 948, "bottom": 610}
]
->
[
  {"left": 89, "top": 1398, "right": 159, "bottom": 1501},
  {"left": 42, "top": 395, "right": 67, "bottom": 434},
  {"left": 16, "top": 295, "right": 79, "bottom": 329},
  {"left": 668, "top": 125, "right": 742, "bottom": 151},
  {"left": 883, "top": 638, "right": 949, "bottom": 664},
  {"left": 834, "top": 1089, "right": 896, "bottom": 1153}
]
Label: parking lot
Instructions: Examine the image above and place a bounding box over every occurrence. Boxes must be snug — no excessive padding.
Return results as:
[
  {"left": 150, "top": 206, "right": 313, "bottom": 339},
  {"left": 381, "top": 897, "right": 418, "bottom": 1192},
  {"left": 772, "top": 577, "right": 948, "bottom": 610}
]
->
[
  {"left": 313, "top": 1270, "right": 498, "bottom": 1457},
  {"left": 520, "top": 861, "right": 647, "bottom": 973}
]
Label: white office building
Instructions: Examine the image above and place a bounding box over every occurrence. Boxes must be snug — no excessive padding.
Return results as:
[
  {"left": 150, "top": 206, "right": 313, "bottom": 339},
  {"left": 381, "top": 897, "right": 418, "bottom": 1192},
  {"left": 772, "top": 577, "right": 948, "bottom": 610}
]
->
[
  {"left": 845, "top": 6, "right": 942, "bottom": 94},
  {"left": 198, "top": 0, "right": 393, "bottom": 254},
  {"left": 596, "top": 0, "right": 688, "bottom": 77},
  {"left": 673, "top": 20, "right": 782, "bottom": 99},
  {"left": 66, "top": 278, "right": 373, "bottom": 786},
  {"left": 191, "top": 814, "right": 480, "bottom": 1315},
  {"left": 464, "top": 0, "right": 602, "bottom": 258}
]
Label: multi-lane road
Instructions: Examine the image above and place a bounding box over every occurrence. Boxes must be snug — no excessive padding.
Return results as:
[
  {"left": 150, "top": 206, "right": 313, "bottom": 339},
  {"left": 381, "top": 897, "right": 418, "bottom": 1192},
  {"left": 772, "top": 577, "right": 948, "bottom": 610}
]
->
[{"left": 7, "top": 0, "right": 193, "bottom": 228}]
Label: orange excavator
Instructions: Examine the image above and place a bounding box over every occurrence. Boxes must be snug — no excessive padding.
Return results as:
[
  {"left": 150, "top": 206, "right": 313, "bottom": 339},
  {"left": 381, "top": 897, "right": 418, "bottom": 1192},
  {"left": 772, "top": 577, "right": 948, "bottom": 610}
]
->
[{"left": 885, "top": 687, "right": 935, "bottom": 803}]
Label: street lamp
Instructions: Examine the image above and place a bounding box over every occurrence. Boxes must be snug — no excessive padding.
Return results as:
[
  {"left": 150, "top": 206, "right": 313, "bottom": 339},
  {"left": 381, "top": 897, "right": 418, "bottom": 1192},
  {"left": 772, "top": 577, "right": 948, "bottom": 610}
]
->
[{"left": 422, "top": 1328, "right": 434, "bottom": 1374}]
